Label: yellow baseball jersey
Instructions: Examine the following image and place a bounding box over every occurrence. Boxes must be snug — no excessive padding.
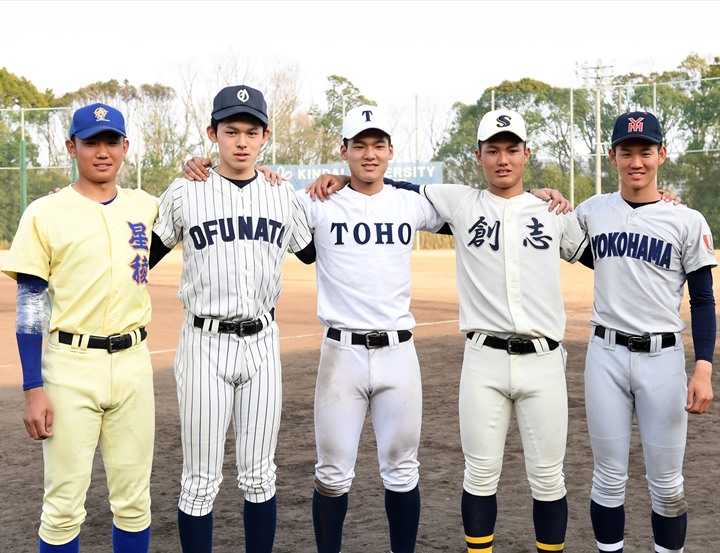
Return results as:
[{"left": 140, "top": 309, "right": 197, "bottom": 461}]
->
[{"left": 2, "top": 184, "right": 158, "bottom": 335}]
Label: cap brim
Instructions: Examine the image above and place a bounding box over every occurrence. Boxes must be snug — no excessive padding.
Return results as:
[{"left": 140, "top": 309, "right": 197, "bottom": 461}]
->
[
  {"left": 343, "top": 126, "right": 392, "bottom": 140},
  {"left": 611, "top": 135, "right": 662, "bottom": 147},
  {"left": 478, "top": 129, "right": 526, "bottom": 142},
  {"left": 73, "top": 126, "right": 127, "bottom": 139},
  {"left": 213, "top": 105, "right": 269, "bottom": 125}
]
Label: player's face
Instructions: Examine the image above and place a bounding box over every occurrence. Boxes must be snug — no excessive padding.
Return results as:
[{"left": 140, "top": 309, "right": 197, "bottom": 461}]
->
[
  {"left": 340, "top": 131, "right": 393, "bottom": 194},
  {"left": 65, "top": 131, "right": 128, "bottom": 186},
  {"left": 208, "top": 120, "right": 270, "bottom": 180},
  {"left": 610, "top": 139, "right": 667, "bottom": 200},
  {"left": 475, "top": 137, "right": 529, "bottom": 198}
]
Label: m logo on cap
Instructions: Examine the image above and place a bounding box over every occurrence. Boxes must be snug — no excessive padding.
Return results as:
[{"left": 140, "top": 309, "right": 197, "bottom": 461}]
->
[
  {"left": 627, "top": 117, "right": 644, "bottom": 133},
  {"left": 237, "top": 89, "right": 250, "bottom": 103},
  {"left": 362, "top": 110, "right": 374, "bottom": 122},
  {"left": 94, "top": 107, "right": 110, "bottom": 122},
  {"left": 496, "top": 115, "right": 512, "bottom": 128}
]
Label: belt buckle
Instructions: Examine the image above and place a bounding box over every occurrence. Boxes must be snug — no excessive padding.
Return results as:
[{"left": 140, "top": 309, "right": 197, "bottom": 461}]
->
[
  {"left": 626, "top": 336, "right": 648, "bottom": 352},
  {"left": 237, "top": 320, "right": 259, "bottom": 336},
  {"left": 506, "top": 337, "right": 525, "bottom": 354},
  {"left": 106, "top": 334, "right": 125, "bottom": 353},
  {"left": 364, "top": 331, "right": 386, "bottom": 349}
]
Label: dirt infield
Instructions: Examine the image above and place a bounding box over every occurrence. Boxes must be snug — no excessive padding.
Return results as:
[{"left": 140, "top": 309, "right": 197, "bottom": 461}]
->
[{"left": 1, "top": 250, "right": 718, "bottom": 552}]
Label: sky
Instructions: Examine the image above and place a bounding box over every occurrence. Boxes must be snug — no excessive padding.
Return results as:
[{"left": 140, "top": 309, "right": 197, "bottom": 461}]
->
[{"left": 2, "top": 0, "right": 719, "bottom": 160}]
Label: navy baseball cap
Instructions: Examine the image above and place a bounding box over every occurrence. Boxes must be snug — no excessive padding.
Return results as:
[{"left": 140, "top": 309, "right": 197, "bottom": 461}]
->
[
  {"left": 212, "top": 85, "right": 268, "bottom": 125},
  {"left": 69, "top": 103, "right": 126, "bottom": 139},
  {"left": 611, "top": 111, "right": 663, "bottom": 147}
]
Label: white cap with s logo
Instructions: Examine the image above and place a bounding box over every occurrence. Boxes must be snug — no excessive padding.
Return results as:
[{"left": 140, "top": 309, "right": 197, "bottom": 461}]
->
[{"left": 477, "top": 108, "right": 527, "bottom": 142}]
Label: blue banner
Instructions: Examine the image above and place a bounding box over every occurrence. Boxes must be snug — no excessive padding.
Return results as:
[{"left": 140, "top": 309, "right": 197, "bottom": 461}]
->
[{"left": 266, "top": 162, "right": 443, "bottom": 190}]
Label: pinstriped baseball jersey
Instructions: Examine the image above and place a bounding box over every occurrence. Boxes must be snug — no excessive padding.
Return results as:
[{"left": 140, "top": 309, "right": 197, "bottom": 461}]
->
[
  {"left": 154, "top": 168, "right": 312, "bottom": 515},
  {"left": 153, "top": 169, "right": 312, "bottom": 319},
  {"left": 575, "top": 192, "right": 717, "bottom": 335}
]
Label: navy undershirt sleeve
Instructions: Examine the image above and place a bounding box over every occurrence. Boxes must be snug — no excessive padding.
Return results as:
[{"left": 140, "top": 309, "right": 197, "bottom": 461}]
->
[
  {"left": 294, "top": 238, "right": 316, "bottom": 264},
  {"left": 382, "top": 178, "right": 450, "bottom": 234},
  {"left": 16, "top": 273, "right": 48, "bottom": 390},
  {"left": 149, "top": 231, "right": 172, "bottom": 269},
  {"left": 383, "top": 178, "right": 421, "bottom": 193},
  {"left": 687, "top": 266, "right": 716, "bottom": 362}
]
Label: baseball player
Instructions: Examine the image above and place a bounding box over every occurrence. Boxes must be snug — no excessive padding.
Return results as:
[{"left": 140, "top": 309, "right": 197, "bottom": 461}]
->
[
  {"left": 574, "top": 111, "right": 716, "bottom": 553},
  {"left": 151, "top": 85, "right": 314, "bottom": 553},
  {"left": 308, "top": 108, "right": 587, "bottom": 553},
  {"left": 2, "top": 104, "right": 157, "bottom": 552},
  {"left": 302, "top": 105, "right": 447, "bottom": 553}
]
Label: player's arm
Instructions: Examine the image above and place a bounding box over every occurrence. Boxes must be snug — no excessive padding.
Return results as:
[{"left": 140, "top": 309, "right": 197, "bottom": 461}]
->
[
  {"left": 685, "top": 266, "right": 715, "bottom": 414},
  {"left": 182, "top": 157, "right": 284, "bottom": 184},
  {"left": 578, "top": 244, "right": 594, "bottom": 269},
  {"left": 294, "top": 238, "right": 316, "bottom": 264},
  {"left": 149, "top": 231, "right": 172, "bottom": 270},
  {"left": 15, "top": 273, "right": 54, "bottom": 440}
]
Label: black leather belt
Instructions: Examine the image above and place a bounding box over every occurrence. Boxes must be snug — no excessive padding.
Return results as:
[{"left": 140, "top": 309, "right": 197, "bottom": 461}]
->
[
  {"left": 466, "top": 332, "right": 559, "bottom": 354},
  {"left": 326, "top": 327, "right": 412, "bottom": 349},
  {"left": 58, "top": 328, "right": 147, "bottom": 353},
  {"left": 594, "top": 326, "right": 676, "bottom": 352},
  {"left": 194, "top": 308, "right": 274, "bottom": 337}
]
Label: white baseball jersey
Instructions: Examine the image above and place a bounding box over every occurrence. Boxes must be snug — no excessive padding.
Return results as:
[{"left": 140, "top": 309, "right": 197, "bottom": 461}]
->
[
  {"left": 154, "top": 169, "right": 312, "bottom": 319},
  {"left": 300, "top": 185, "right": 445, "bottom": 331},
  {"left": 422, "top": 185, "right": 587, "bottom": 340},
  {"left": 575, "top": 192, "right": 717, "bottom": 335}
]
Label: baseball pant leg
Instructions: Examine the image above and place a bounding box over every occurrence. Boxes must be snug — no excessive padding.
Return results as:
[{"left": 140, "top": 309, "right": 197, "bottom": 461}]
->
[
  {"left": 101, "top": 342, "right": 154, "bottom": 534},
  {"left": 314, "top": 336, "right": 369, "bottom": 496},
  {"left": 585, "top": 335, "right": 634, "bottom": 508},
  {"left": 234, "top": 324, "right": 282, "bottom": 504},
  {"left": 513, "top": 347, "right": 568, "bottom": 501},
  {"left": 176, "top": 325, "right": 235, "bottom": 516},
  {"left": 634, "top": 345, "right": 688, "bottom": 517},
  {"left": 459, "top": 341, "right": 513, "bottom": 497},
  {"left": 370, "top": 340, "right": 422, "bottom": 493},
  {"left": 38, "top": 341, "right": 105, "bottom": 545}
]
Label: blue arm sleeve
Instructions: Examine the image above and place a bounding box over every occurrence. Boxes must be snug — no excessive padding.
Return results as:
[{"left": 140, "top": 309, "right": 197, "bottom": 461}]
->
[
  {"left": 16, "top": 273, "right": 49, "bottom": 390},
  {"left": 687, "top": 266, "right": 716, "bottom": 363},
  {"left": 383, "top": 177, "right": 421, "bottom": 193}
]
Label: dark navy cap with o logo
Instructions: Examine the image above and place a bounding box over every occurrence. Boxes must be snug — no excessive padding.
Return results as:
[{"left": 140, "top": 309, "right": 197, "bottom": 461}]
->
[
  {"left": 611, "top": 111, "right": 663, "bottom": 147},
  {"left": 69, "top": 103, "right": 126, "bottom": 139},
  {"left": 212, "top": 85, "right": 268, "bottom": 125}
]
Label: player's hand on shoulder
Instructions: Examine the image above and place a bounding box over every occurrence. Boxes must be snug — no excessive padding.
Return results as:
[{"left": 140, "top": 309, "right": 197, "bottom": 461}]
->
[
  {"left": 23, "top": 387, "right": 53, "bottom": 440},
  {"left": 47, "top": 187, "right": 62, "bottom": 195},
  {"left": 257, "top": 166, "right": 286, "bottom": 186},
  {"left": 305, "top": 174, "right": 350, "bottom": 202},
  {"left": 529, "top": 188, "right": 572, "bottom": 214},
  {"left": 686, "top": 360, "right": 713, "bottom": 414},
  {"left": 183, "top": 156, "right": 212, "bottom": 181},
  {"left": 658, "top": 189, "right": 682, "bottom": 205}
]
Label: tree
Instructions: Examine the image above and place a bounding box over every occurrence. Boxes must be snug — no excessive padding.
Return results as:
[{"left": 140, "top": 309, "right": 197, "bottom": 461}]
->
[
  {"left": 433, "top": 100, "right": 483, "bottom": 186},
  {"left": 313, "top": 75, "right": 375, "bottom": 163}
]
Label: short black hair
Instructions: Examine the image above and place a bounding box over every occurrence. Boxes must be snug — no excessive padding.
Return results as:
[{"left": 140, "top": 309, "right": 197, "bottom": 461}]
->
[
  {"left": 343, "top": 129, "right": 391, "bottom": 149},
  {"left": 211, "top": 113, "right": 268, "bottom": 134},
  {"left": 610, "top": 140, "right": 663, "bottom": 152},
  {"left": 478, "top": 131, "right": 526, "bottom": 151},
  {"left": 70, "top": 131, "right": 126, "bottom": 144}
]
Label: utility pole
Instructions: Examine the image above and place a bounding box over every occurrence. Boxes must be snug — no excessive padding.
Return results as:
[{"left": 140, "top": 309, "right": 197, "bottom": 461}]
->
[{"left": 578, "top": 62, "right": 614, "bottom": 195}]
